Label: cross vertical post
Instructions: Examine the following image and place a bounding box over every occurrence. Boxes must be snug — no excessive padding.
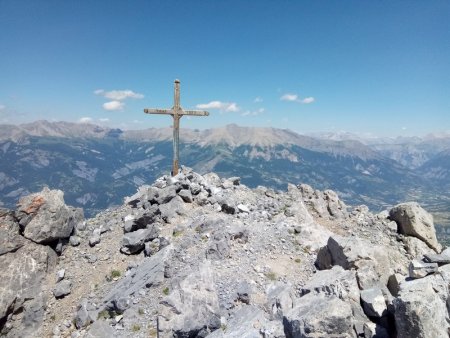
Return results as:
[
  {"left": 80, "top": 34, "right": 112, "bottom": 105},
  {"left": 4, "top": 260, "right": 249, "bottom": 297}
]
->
[{"left": 144, "top": 80, "right": 210, "bottom": 176}]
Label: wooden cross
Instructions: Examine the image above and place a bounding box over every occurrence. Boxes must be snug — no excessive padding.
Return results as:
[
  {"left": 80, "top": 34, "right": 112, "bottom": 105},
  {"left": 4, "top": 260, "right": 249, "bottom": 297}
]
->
[{"left": 144, "top": 79, "right": 209, "bottom": 176}]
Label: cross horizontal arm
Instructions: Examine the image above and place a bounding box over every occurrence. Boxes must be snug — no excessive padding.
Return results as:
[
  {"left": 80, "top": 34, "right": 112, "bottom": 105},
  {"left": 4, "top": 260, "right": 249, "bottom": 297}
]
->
[
  {"left": 144, "top": 108, "right": 173, "bottom": 115},
  {"left": 182, "top": 110, "right": 210, "bottom": 116}
]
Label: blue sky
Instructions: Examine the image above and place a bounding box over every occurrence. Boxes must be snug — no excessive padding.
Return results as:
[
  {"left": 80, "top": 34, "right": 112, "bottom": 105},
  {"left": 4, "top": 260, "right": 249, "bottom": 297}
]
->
[{"left": 0, "top": 0, "right": 448, "bottom": 136}]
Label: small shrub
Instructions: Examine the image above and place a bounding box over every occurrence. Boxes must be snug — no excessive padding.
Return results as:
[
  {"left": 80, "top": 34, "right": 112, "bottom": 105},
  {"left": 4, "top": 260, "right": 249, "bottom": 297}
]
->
[
  {"left": 295, "top": 258, "right": 301, "bottom": 263},
  {"left": 131, "top": 324, "right": 141, "bottom": 332},
  {"left": 265, "top": 271, "right": 277, "bottom": 281},
  {"left": 49, "top": 314, "right": 56, "bottom": 321},
  {"left": 98, "top": 310, "right": 110, "bottom": 320},
  {"left": 173, "top": 230, "right": 183, "bottom": 237},
  {"left": 163, "top": 287, "right": 169, "bottom": 295},
  {"left": 138, "top": 308, "right": 144, "bottom": 315},
  {"left": 111, "top": 270, "right": 121, "bottom": 278}
]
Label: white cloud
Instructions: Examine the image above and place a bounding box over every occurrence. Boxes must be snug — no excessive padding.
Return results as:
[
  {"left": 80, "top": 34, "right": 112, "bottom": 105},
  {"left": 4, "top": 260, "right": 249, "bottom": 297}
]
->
[
  {"left": 103, "top": 101, "right": 125, "bottom": 111},
  {"left": 99, "top": 118, "right": 110, "bottom": 122},
  {"left": 78, "top": 117, "right": 93, "bottom": 124},
  {"left": 301, "top": 97, "right": 315, "bottom": 104},
  {"left": 0, "top": 104, "right": 5, "bottom": 111},
  {"left": 94, "top": 89, "right": 144, "bottom": 100},
  {"left": 254, "top": 97, "right": 263, "bottom": 103},
  {"left": 280, "top": 93, "right": 299, "bottom": 102},
  {"left": 196, "top": 101, "right": 240, "bottom": 112},
  {"left": 281, "top": 93, "right": 315, "bottom": 104}
]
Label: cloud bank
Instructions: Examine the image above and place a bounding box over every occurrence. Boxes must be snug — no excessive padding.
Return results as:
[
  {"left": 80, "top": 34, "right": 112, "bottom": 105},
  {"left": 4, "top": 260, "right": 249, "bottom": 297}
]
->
[
  {"left": 94, "top": 89, "right": 144, "bottom": 111},
  {"left": 196, "top": 101, "right": 240, "bottom": 112}
]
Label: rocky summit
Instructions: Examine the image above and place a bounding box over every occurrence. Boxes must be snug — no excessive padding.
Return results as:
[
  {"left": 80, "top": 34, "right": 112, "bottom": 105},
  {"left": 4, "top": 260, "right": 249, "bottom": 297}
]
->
[{"left": 0, "top": 167, "right": 449, "bottom": 338}]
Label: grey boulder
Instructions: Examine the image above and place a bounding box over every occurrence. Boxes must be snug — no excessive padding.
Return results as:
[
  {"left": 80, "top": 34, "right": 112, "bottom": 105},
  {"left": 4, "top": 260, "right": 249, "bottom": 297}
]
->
[
  {"left": 53, "top": 279, "right": 72, "bottom": 298},
  {"left": 15, "top": 187, "right": 84, "bottom": 244},
  {"left": 360, "top": 288, "right": 387, "bottom": 318},
  {"left": 389, "top": 202, "right": 441, "bottom": 252},
  {"left": 283, "top": 293, "right": 355, "bottom": 338},
  {"left": 121, "top": 226, "right": 160, "bottom": 254}
]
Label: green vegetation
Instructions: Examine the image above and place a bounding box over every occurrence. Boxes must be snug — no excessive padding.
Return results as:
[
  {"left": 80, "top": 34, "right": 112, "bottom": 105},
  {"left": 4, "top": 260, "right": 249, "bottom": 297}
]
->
[
  {"left": 110, "top": 270, "right": 121, "bottom": 278},
  {"left": 98, "top": 310, "right": 110, "bottom": 320},
  {"left": 265, "top": 271, "right": 277, "bottom": 281},
  {"left": 131, "top": 324, "right": 141, "bottom": 332},
  {"left": 173, "top": 230, "right": 183, "bottom": 237},
  {"left": 163, "top": 287, "right": 170, "bottom": 295},
  {"left": 295, "top": 258, "right": 301, "bottom": 263},
  {"left": 138, "top": 308, "right": 144, "bottom": 316}
]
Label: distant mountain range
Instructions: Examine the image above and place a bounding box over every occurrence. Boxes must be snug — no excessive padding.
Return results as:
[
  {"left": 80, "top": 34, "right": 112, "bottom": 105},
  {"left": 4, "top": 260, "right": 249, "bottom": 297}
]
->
[{"left": 1, "top": 120, "right": 449, "bottom": 229}]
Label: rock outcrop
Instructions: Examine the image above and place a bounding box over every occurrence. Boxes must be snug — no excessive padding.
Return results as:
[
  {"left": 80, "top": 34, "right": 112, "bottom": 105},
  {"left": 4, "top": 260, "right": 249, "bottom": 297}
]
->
[
  {"left": 0, "top": 188, "right": 83, "bottom": 337},
  {"left": 1, "top": 168, "right": 448, "bottom": 338}
]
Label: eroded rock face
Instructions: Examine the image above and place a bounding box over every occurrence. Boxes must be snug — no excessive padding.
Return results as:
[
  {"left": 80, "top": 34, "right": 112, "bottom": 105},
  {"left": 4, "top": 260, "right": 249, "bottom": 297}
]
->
[
  {"left": 0, "top": 209, "right": 25, "bottom": 256},
  {"left": 389, "top": 202, "right": 441, "bottom": 252},
  {"left": 160, "top": 261, "right": 220, "bottom": 337},
  {"left": 394, "top": 283, "right": 448, "bottom": 338},
  {"left": 0, "top": 242, "right": 57, "bottom": 336},
  {"left": 16, "top": 187, "right": 84, "bottom": 244}
]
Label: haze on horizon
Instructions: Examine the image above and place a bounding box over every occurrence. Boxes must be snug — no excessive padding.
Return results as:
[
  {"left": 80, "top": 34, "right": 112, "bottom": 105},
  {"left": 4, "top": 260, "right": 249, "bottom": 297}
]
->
[{"left": 0, "top": 1, "right": 448, "bottom": 138}]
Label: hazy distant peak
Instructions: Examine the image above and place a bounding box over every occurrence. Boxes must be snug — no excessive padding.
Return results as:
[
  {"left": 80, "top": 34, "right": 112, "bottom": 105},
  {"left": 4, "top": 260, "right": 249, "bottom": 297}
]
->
[{"left": 0, "top": 120, "right": 112, "bottom": 141}]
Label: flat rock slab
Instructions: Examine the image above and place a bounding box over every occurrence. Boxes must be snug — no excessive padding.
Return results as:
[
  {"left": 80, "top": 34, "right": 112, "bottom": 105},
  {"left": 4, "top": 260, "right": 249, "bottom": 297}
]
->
[
  {"left": 409, "top": 260, "right": 438, "bottom": 279},
  {"left": 423, "top": 253, "right": 450, "bottom": 265},
  {"left": 100, "top": 245, "right": 172, "bottom": 311}
]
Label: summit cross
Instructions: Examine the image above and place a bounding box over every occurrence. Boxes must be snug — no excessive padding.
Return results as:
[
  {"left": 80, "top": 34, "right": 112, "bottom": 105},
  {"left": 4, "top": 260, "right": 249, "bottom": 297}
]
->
[{"left": 144, "top": 79, "right": 209, "bottom": 176}]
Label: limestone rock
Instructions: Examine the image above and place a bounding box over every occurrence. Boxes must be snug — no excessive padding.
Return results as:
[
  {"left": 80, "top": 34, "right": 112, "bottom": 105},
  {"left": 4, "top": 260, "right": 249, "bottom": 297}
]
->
[
  {"left": 316, "top": 235, "right": 391, "bottom": 287},
  {"left": 403, "top": 236, "right": 436, "bottom": 259},
  {"left": 266, "top": 282, "right": 296, "bottom": 320},
  {"left": 178, "top": 188, "right": 193, "bottom": 203},
  {"left": 100, "top": 245, "right": 172, "bottom": 311},
  {"left": 160, "top": 261, "right": 220, "bottom": 337},
  {"left": 360, "top": 288, "right": 387, "bottom": 318},
  {"left": 394, "top": 283, "right": 448, "bottom": 338},
  {"left": 408, "top": 259, "right": 438, "bottom": 279},
  {"left": 208, "top": 305, "right": 284, "bottom": 338},
  {"left": 0, "top": 211, "right": 25, "bottom": 255},
  {"left": 389, "top": 202, "right": 441, "bottom": 251},
  {"left": 84, "top": 320, "right": 116, "bottom": 338},
  {"left": 300, "top": 266, "right": 359, "bottom": 303},
  {"left": 53, "top": 280, "right": 72, "bottom": 298},
  {"left": 121, "top": 226, "right": 160, "bottom": 254},
  {"left": 15, "top": 187, "right": 84, "bottom": 244},
  {"left": 156, "top": 185, "right": 177, "bottom": 204},
  {"left": 74, "top": 299, "right": 96, "bottom": 329},
  {"left": 387, "top": 273, "right": 405, "bottom": 297},
  {"left": 206, "top": 231, "right": 230, "bottom": 260},
  {"left": 0, "top": 242, "right": 57, "bottom": 334},
  {"left": 423, "top": 252, "right": 450, "bottom": 265},
  {"left": 283, "top": 293, "right": 355, "bottom": 338},
  {"left": 89, "top": 228, "right": 101, "bottom": 247}
]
